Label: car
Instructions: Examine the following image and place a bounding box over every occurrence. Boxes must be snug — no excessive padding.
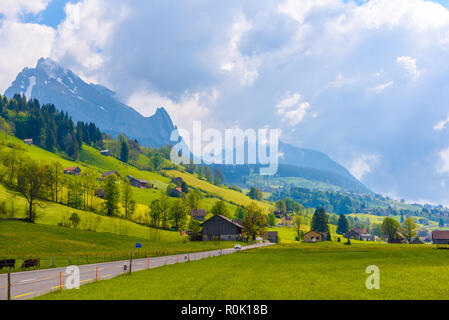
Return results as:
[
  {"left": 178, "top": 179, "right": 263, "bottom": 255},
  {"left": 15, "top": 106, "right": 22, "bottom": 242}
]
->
[{"left": 234, "top": 244, "right": 241, "bottom": 251}]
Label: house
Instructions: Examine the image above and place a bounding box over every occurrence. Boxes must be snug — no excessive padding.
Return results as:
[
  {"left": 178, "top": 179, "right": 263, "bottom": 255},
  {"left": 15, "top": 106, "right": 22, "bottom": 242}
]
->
[
  {"left": 64, "top": 166, "right": 81, "bottom": 175},
  {"left": 345, "top": 229, "right": 364, "bottom": 240},
  {"left": 389, "top": 232, "right": 407, "bottom": 244},
  {"left": 410, "top": 238, "right": 424, "bottom": 244},
  {"left": 432, "top": 230, "right": 449, "bottom": 246},
  {"left": 102, "top": 171, "right": 121, "bottom": 180},
  {"left": 127, "top": 175, "right": 152, "bottom": 189},
  {"left": 360, "top": 234, "right": 378, "bottom": 242},
  {"left": 303, "top": 230, "right": 326, "bottom": 243},
  {"left": 201, "top": 214, "right": 243, "bottom": 241},
  {"left": 95, "top": 189, "right": 105, "bottom": 199},
  {"left": 262, "top": 231, "right": 279, "bottom": 243},
  {"left": 280, "top": 216, "right": 293, "bottom": 227},
  {"left": 23, "top": 139, "right": 33, "bottom": 146},
  {"left": 191, "top": 209, "right": 207, "bottom": 222},
  {"left": 100, "top": 150, "right": 111, "bottom": 156}
]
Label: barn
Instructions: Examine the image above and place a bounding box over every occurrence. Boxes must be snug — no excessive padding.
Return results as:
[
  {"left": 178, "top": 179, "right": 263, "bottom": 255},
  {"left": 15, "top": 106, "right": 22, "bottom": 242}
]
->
[
  {"left": 201, "top": 215, "right": 243, "bottom": 241},
  {"left": 303, "top": 230, "right": 326, "bottom": 243},
  {"left": 432, "top": 230, "right": 449, "bottom": 248}
]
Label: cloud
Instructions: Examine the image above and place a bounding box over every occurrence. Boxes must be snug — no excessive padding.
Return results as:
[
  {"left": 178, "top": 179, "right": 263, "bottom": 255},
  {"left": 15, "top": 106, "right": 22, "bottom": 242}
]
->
[
  {"left": 396, "top": 56, "right": 422, "bottom": 81},
  {"left": 349, "top": 154, "right": 381, "bottom": 180},
  {"left": 437, "top": 147, "right": 449, "bottom": 175},
  {"left": 276, "top": 92, "right": 311, "bottom": 126},
  {"left": 0, "top": 0, "right": 50, "bottom": 20},
  {"left": 369, "top": 81, "right": 394, "bottom": 94},
  {"left": 434, "top": 114, "right": 449, "bottom": 131}
]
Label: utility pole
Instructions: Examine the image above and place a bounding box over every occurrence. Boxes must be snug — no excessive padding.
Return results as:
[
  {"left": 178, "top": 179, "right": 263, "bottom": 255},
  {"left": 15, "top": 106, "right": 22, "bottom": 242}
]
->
[
  {"left": 129, "top": 251, "right": 133, "bottom": 275},
  {"left": 7, "top": 272, "right": 11, "bottom": 300}
]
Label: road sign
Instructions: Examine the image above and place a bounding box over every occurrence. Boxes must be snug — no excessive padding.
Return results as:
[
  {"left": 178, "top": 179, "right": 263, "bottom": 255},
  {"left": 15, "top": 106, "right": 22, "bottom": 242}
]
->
[{"left": 136, "top": 243, "right": 141, "bottom": 248}]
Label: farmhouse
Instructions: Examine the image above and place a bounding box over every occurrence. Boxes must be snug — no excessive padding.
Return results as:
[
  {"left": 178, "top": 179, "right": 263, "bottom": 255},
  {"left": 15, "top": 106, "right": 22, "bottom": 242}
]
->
[
  {"left": 64, "top": 166, "right": 81, "bottom": 175},
  {"left": 201, "top": 214, "right": 243, "bottom": 241},
  {"left": 127, "top": 175, "right": 152, "bottom": 189},
  {"left": 23, "top": 138, "right": 33, "bottom": 146},
  {"left": 432, "top": 230, "right": 449, "bottom": 245},
  {"left": 262, "top": 231, "right": 279, "bottom": 243},
  {"left": 100, "top": 150, "right": 111, "bottom": 156},
  {"left": 191, "top": 209, "right": 207, "bottom": 222},
  {"left": 102, "top": 171, "right": 121, "bottom": 180},
  {"left": 303, "top": 230, "right": 326, "bottom": 243},
  {"left": 345, "top": 229, "right": 363, "bottom": 240}
]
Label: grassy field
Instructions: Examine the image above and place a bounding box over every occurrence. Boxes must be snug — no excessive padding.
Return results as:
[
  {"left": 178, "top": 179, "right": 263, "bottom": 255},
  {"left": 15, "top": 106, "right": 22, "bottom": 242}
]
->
[
  {"left": 0, "top": 220, "right": 244, "bottom": 271},
  {"left": 37, "top": 242, "right": 449, "bottom": 300}
]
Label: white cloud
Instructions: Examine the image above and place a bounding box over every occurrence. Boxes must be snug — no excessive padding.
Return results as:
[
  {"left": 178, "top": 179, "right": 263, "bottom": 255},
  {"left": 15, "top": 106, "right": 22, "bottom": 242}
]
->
[
  {"left": 349, "top": 154, "right": 381, "bottom": 180},
  {"left": 397, "top": 56, "right": 422, "bottom": 81},
  {"left": 276, "top": 92, "right": 311, "bottom": 126},
  {"left": 434, "top": 114, "right": 449, "bottom": 131},
  {"left": 369, "top": 81, "right": 394, "bottom": 94},
  {"left": 0, "top": 0, "right": 50, "bottom": 20},
  {"left": 437, "top": 147, "right": 449, "bottom": 175}
]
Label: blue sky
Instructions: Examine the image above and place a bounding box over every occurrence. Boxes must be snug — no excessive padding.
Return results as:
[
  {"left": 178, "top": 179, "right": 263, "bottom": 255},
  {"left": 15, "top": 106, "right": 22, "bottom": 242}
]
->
[{"left": 3, "top": 0, "right": 449, "bottom": 204}]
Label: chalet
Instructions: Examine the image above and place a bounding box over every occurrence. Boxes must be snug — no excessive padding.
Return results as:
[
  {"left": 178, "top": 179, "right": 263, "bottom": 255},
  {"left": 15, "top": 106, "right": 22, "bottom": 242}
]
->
[
  {"left": 303, "top": 231, "right": 326, "bottom": 243},
  {"left": 389, "top": 232, "right": 407, "bottom": 244},
  {"left": 191, "top": 209, "right": 207, "bottom": 222},
  {"left": 95, "top": 189, "right": 105, "bottom": 199},
  {"left": 23, "top": 139, "right": 33, "bottom": 146},
  {"left": 201, "top": 215, "right": 243, "bottom": 241},
  {"left": 102, "top": 171, "right": 121, "bottom": 180},
  {"left": 64, "top": 166, "right": 81, "bottom": 175},
  {"left": 432, "top": 230, "right": 449, "bottom": 246},
  {"left": 262, "top": 231, "right": 279, "bottom": 243},
  {"left": 345, "top": 229, "right": 363, "bottom": 240},
  {"left": 127, "top": 175, "right": 152, "bottom": 189},
  {"left": 100, "top": 150, "right": 111, "bottom": 156},
  {"left": 360, "top": 234, "right": 378, "bottom": 242}
]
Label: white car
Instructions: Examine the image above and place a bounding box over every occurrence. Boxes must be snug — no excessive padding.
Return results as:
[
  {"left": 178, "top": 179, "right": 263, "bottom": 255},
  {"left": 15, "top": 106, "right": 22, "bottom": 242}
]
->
[{"left": 234, "top": 244, "right": 242, "bottom": 251}]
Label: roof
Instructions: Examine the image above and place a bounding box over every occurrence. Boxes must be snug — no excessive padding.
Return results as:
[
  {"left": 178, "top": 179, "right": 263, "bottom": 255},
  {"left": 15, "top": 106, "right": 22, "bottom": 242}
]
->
[
  {"left": 64, "top": 166, "right": 80, "bottom": 172},
  {"left": 24, "top": 139, "right": 33, "bottom": 142},
  {"left": 432, "top": 230, "right": 449, "bottom": 240},
  {"left": 102, "top": 171, "right": 120, "bottom": 178},
  {"left": 127, "top": 175, "right": 148, "bottom": 184},
  {"left": 202, "top": 214, "right": 243, "bottom": 229},
  {"left": 191, "top": 209, "right": 206, "bottom": 217},
  {"left": 304, "top": 230, "right": 326, "bottom": 237},
  {"left": 100, "top": 149, "right": 110, "bottom": 152}
]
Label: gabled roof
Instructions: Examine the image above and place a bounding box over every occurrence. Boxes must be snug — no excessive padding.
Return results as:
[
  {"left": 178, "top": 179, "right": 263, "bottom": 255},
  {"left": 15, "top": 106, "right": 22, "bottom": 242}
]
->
[
  {"left": 64, "top": 166, "right": 80, "bottom": 172},
  {"left": 432, "top": 230, "right": 449, "bottom": 240},
  {"left": 202, "top": 214, "right": 243, "bottom": 229},
  {"left": 191, "top": 209, "right": 206, "bottom": 217},
  {"left": 102, "top": 171, "right": 120, "bottom": 178}
]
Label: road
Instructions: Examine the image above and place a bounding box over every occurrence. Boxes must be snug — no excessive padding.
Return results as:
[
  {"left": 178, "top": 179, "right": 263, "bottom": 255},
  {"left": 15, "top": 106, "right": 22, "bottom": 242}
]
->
[{"left": 0, "top": 242, "right": 273, "bottom": 300}]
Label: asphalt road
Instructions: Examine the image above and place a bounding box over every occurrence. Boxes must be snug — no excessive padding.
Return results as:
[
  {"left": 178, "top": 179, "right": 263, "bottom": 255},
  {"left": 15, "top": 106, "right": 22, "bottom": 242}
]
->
[{"left": 0, "top": 242, "right": 273, "bottom": 300}]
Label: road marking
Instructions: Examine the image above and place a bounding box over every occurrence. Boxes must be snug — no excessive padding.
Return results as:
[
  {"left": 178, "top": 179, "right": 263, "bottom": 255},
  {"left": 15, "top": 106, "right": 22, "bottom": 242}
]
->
[
  {"left": 80, "top": 279, "right": 92, "bottom": 283},
  {"left": 14, "top": 292, "right": 34, "bottom": 299},
  {"left": 50, "top": 285, "right": 65, "bottom": 290},
  {"left": 20, "top": 278, "right": 36, "bottom": 283},
  {"left": 101, "top": 274, "right": 112, "bottom": 278}
]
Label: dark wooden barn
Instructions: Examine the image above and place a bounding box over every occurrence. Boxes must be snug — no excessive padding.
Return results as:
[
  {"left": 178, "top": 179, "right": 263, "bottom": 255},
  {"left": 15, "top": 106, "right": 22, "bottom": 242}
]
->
[
  {"left": 432, "top": 230, "right": 449, "bottom": 248},
  {"left": 201, "top": 215, "right": 243, "bottom": 241}
]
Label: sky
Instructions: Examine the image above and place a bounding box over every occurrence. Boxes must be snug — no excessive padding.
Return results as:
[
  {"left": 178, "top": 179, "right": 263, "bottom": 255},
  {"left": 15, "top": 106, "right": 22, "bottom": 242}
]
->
[{"left": 2, "top": 0, "right": 449, "bottom": 204}]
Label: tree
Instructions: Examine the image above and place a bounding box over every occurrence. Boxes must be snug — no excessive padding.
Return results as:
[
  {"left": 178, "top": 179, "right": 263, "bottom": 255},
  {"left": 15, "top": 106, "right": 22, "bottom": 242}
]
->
[
  {"left": 103, "top": 175, "right": 120, "bottom": 216},
  {"left": 159, "top": 193, "right": 171, "bottom": 229},
  {"left": 120, "top": 135, "right": 129, "bottom": 163},
  {"left": 69, "top": 212, "right": 81, "bottom": 230},
  {"left": 241, "top": 202, "right": 267, "bottom": 241},
  {"left": 170, "top": 199, "right": 189, "bottom": 230},
  {"left": 210, "top": 200, "right": 229, "bottom": 217},
  {"left": 234, "top": 207, "right": 244, "bottom": 220},
  {"left": 402, "top": 217, "right": 417, "bottom": 243},
  {"left": 16, "top": 159, "right": 47, "bottom": 222},
  {"left": 214, "top": 167, "right": 225, "bottom": 186},
  {"left": 293, "top": 215, "right": 305, "bottom": 241},
  {"left": 267, "top": 212, "right": 276, "bottom": 227},
  {"left": 150, "top": 199, "right": 162, "bottom": 228},
  {"left": 187, "top": 190, "right": 202, "bottom": 210},
  {"left": 381, "top": 217, "right": 401, "bottom": 242},
  {"left": 248, "top": 187, "right": 263, "bottom": 201},
  {"left": 311, "top": 207, "right": 329, "bottom": 233},
  {"left": 336, "top": 214, "right": 349, "bottom": 235},
  {"left": 122, "top": 179, "right": 136, "bottom": 219},
  {"left": 275, "top": 199, "right": 287, "bottom": 215},
  {"left": 204, "top": 166, "right": 213, "bottom": 182}
]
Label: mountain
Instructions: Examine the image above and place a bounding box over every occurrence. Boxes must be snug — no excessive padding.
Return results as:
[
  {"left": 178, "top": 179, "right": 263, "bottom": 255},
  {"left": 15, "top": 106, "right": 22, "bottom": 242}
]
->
[
  {"left": 214, "top": 141, "right": 371, "bottom": 194},
  {"left": 5, "top": 58, "right": 175, "bottom": 147}
]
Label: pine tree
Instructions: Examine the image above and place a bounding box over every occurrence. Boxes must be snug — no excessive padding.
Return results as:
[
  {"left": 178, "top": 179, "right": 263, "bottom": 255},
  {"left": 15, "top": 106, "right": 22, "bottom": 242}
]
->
[
  {"left": 336, "top": 214, "right": 348, "bottom": 235},
  {"left": 120, "top": 139, "right": 129, "bottom": 163},
  {"left": 311, "top": 207, "right": 329, "bottom": 233}
]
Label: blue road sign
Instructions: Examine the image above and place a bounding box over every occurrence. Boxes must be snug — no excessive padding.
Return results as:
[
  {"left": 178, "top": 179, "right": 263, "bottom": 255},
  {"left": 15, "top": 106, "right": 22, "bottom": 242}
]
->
[{"left": 136, "top": 243, "right": 141, "bottom": 248}]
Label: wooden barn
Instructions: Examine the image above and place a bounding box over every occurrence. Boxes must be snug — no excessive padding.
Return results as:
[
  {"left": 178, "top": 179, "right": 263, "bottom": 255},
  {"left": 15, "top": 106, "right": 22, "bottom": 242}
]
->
[
  {"left": 303, "top": 230, "right": 326, "bottom": 243},
  {"left": 191, "top": 209, "right": 207, "bottom": 222},
  {"left": 127, "top": 175, "right": 152, "bottom": 189},
  {"left": 201, "top": 215, "right": 243, "bottom": 241},
  {"left": 102, "top": 171, "right": 121, "bottom": 180},
  {"left": 432, "top": 230, "right": 449, "bottom": 248},
  {"left": 64, "top": 166, "right": 81, "bottom": 175}
]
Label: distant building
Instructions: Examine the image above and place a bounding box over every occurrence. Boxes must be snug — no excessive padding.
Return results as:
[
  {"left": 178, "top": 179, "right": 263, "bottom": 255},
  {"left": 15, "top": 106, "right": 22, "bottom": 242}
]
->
[
  {"left": 100, "top": 150, "right": 111, "bottom": 156},
  {"left": 389, "top": 232, "right": 407, "bottom": 244},
  {"left": 95, "top": 189, "right": 105, "bottom": 199},
  {"left": 23, "top": 138, "right": 33, "bottom": 146},
  {"left": 102, "top": 171, "right": 121, "bottom": 180},
  {"left": 191, "top": 209, "right": 207, "bottom": 222},
  {"left": 432, "top": 230, "right": 449, "bottom": 246},
  {"left": 127, "top": 175, "right": 152, "bottom": 189},
  {"left": 303, "top": 231, "right": 326, "bottom": 243},
  {"left": 201, "top": 215, "right": 243, "bottom": 241},
  {"left": 64, "top": 166, "right": 81, "bottom": 175},
  {"left": 360, "top": 234, "right": 378, "bottom": 242},
  {"left": 262, "top": 231, "right": 279, "bottom": 243},
  {"left": 410, "top": 238, "right": 424, "bottom": 244}
]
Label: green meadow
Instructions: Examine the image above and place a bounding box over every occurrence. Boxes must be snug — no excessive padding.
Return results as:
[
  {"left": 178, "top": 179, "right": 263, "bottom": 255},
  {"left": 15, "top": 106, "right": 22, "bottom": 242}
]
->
[{"left": 37, "top": 242, "right": 449, "bottom": 300}]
